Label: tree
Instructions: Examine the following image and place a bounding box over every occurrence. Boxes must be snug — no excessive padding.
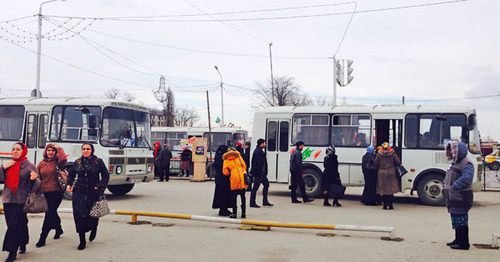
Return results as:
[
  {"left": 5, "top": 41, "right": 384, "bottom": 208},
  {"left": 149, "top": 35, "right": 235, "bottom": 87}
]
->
[
  {"left": 174, "top": 106, "right": 199, "bottom": 127},
  {"left": 164, "top": 86, "right": 175, "bottom": 127},
  {"left": 121, "top": 91, "right": 136, "bottom": 102},
  {"left": 252, "top": 76, "right": 312, "bottom": 108},
  {"left": 104, "top": 88, "right": 120, "bottom": 99},
  {"left": 104, "top": 88, "right": 136, "bottom": 102}
]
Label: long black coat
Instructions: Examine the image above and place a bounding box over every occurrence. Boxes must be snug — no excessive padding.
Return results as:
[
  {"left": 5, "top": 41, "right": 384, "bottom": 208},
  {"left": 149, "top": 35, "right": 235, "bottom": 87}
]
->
[
  {"left": 321, "top": 153, "right": 341, "bottom": 191},
  {"left": 67, "top": 156, "right": 109, "bottom": 233},
  {"left": 250, "top": 146, "right": 267, "bottom": 178},
  {"left": 212, "top": 150, "right": 230, "bottom": 209},
  {"left": 361, "top": 153, "right": 378, "bottom": 204},
  {"left": 159, "top": 147, "right": 172, "bottom": 168},
  {"left": 243, "top": 147, "right": 250, "bottom": 172}
]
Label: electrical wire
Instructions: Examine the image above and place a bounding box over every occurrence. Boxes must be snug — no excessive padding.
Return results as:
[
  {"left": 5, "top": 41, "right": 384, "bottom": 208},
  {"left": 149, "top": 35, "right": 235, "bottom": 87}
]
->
[{"left": 333, "top": 2, "right": 356, "bottom": 58}]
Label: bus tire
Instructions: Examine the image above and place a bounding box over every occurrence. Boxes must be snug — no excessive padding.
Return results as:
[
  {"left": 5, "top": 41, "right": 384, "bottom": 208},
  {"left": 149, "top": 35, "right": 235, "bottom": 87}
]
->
[
  {"left": 416, "top": 173, "right": 446, "bottom": 206},
  {"left": 63, "top": 191, "right": 73, "bottom": 200},
  {"left": 302, "top": 168, "right": 322, "bottom": 198},
  {"left": 108, "top": 184, "right": 135, "bottom": 195},
  {"left": 489, "top": 161, "right": 499, "bottom": 171}
]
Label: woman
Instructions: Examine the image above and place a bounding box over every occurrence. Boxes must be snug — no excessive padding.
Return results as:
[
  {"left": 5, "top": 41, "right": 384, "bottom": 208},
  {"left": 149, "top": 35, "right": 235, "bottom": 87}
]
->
[
  {"left": 212, "top": 145, "right": 231, "bottom": 216},
  {"left": 1, "top": 143, "right": 40, "bottom": 262},
  {"left": 361, "top": 146, "right": 379, "bottom": 205},
  {"left": 374, "top": 142, "right": 400, "bottom": 210},
  {"left": 66, "top": 143, "right": 109, "bottom": 250},
  {"left": 321, "top": 146, "right": 342, "bottom": 207},
  {"left": 222, "top": 149, "right": 248, "bottom": 218},
  {"left": 35, "top": 143, "right": 67, "bottom": 248},
  {"left": 153, "top": 142, "right": 162, "bottom": 180},
  {"left": 444, "top": 141, "right": 474, "bottom": 250}
]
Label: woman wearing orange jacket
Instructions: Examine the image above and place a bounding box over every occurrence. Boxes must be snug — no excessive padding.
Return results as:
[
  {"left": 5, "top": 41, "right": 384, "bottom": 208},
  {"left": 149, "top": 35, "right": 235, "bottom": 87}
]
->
[{"left": 223, "top": 149, "right": 248, "bottom": 218}]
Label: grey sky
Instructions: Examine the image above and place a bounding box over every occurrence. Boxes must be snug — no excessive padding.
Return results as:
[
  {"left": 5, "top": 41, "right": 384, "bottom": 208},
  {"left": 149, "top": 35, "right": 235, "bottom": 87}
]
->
[{"left": 0, "top": 0, "right": 498, "bottom": 140}]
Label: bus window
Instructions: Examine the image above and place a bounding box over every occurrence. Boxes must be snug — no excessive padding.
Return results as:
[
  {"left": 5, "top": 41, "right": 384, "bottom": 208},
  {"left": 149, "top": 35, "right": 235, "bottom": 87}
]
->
[
  {"left": 50, "top": 106, "right": 63, "bottom": 140},
  {"left": 25, "top": 114, "right": 38, "bottom": 148},
  {"left": 54, "top": 106, "right": 101, "bottom": 141},
  {"left": 0, "top": 105, "right": 24, "bottom": 141},
  {"left": 167, "top": 132, "right": 187, "bottom": 151},
  {"left": 405, "top": 114, "right": 418, "bottom": 148},
  {"left": 233, "top": 132, "right": 247, "bottom": 145},
  {"left": 267, "top": 121, "right": 277, "bottom": 151},
  {"left": 134, "top": 111, "right": 151, "bottom": 148},
  {"left": 292, "top": 114, "right": 329, "bottom": 146},
  {"left": 38, "top": 114, "right": 49, "bottom": 148},
  {"left": 151, "top": 132, "right": 165, "bottom": 145},
  {"left": 279, "top": 122, "right": 289, "bottom": 152},
  {"left": 331, "top": 114, "right": 370, "bottom": 147},
  {"left": 204, "top": 133, "right": 232, "bottom": 151},
  {"left": 102, "top": 107, "right": 145, "bottom": 147},
  {"left": 468, "top": 114, "right": 481, "bottom": 154}
]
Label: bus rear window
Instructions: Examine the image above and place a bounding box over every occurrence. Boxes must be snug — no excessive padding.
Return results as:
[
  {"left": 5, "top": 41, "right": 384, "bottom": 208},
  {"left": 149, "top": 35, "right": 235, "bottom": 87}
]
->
[{"left": 0, "top": 105, "right": 24, "bottom": 141}]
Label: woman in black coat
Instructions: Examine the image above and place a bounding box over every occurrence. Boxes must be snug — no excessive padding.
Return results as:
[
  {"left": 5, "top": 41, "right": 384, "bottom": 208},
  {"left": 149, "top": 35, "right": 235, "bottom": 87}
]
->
[
  {"left": 66, "top": 143, "right": 109, "bottom": 250},
  {"left": 212, "top": 145, "right": 231, "bottom": 216},
  {"left": 361, "top": 146, "right": 379, "bottom": 205},
  {"left": 321, "top": 146, "right": 342, "bottom": 207}
]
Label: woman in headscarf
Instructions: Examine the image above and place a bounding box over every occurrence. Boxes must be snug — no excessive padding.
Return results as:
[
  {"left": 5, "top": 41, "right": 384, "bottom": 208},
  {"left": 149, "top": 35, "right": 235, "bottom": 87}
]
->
[
  {"left": 444, "top": 141, "right": 474, "bottom": 250},
  {"left": 321, "top": 145, "right": 342, "bottom": 207},
  {"left": 1, "top": 142, "right": 40, "bottom": 262},
  {"left": 153, "top": 142, "right": 162, "bottom": 180},
  {"left": 361, "top": 146, "right": 379, "bottom": 205},
  {"left": 66, "top": 143, "right": 109, "bottom": 250},
  {"left": 212, "top": 145, "right": 231, "bottom": 216},
  {"left": 35, "top": 143, "right": 67, "bottom": 247},
  {"left": 223, "top": 148, "right": 248, "bottom": 218},
  {"left": 374, "top": 142, "right": 400, "bottom": 210},
  {"left": 180, "top": 146, "right": 192, "bottom": 177}
]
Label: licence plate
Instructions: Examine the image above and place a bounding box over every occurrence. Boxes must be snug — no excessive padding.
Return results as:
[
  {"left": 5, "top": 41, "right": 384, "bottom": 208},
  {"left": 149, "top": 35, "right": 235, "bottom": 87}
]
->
[{"left": 131, "top": 179, "right": 142, "bottom": 183}]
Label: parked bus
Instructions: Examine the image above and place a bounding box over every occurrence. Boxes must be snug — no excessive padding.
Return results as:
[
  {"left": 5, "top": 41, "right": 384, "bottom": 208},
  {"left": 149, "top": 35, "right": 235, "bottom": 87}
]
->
[
  {"left": 0, "top": 97, "right": 154, "bottom": 196},
  {"left": 151, "top": 126, "right": 248, "bottom": 175},
  {"left": 251, "top": 105, "right": 483, "bottom": 206}
]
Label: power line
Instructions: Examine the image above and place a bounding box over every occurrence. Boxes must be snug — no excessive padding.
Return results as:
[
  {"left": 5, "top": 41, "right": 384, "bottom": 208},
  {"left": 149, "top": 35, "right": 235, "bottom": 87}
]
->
[{"left": 0, "top": 15, "right": 36, "bottom": 24}]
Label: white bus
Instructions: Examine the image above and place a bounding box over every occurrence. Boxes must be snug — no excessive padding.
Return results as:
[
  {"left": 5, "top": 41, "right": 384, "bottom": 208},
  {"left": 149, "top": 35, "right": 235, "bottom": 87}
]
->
[
  {"left": 251, "top": 105, "right": 483, "bottom": 206},
  {"left": 0, "top": 97, "right": 154, "bottom": 196},
  {"left": 151, "top": 126, "right": 248, "bottom": 175}
]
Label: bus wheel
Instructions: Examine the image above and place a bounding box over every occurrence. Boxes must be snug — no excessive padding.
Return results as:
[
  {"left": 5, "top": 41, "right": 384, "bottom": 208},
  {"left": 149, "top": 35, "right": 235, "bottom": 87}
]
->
[
  {"left": 108, "top": 184, "right": 135, "bottom": 195},
  {"left": 489, "top": 161, "right": 500, "bottom": 171},
  {"left": 302, "top": 168, "right": 322, "bottom": 198},
  {"left": 63, "top": 191, "right": 73, "bottom": 200},
  {"left": 417, "top": 174, "right": 445, "bottom": 206}
]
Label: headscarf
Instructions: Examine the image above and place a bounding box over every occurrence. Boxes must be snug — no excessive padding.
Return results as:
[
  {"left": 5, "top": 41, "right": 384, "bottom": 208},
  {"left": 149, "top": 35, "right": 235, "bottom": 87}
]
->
[
  {"left": 43, "top": 143, "right": 57, "bottom": 161},
  {"left": 79, "top": 142, "right": 97, "bottom": 170},
  {"left": 5, "top": 142, "right": 28, "bottom": 194},
  {"left": 382, "top": 142, "right": 389, "bottom": 149},
  {"left": 216, "top": 145, "right": 228, "bottom": 155},
  {"left": 366, "top": 146, "right": 374, "bottom": 154},
  {"left": 154, "top": 142, "right": 161, "bottom": 157},
  {"left": 326, "top": 145, "right": 335, "bottom": 156},
  {"left": 445, "top": 140, "right": 467, "bottom": 164}
]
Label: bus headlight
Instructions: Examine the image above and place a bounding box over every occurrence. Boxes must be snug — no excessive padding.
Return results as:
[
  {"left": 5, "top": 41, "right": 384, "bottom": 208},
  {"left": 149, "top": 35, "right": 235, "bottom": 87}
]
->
[
  {"left": 147, "top": 165, "right": 152, "bottom": 173},
  {"left": 116, "top": 166, "right": 123, "bottom": 174}
]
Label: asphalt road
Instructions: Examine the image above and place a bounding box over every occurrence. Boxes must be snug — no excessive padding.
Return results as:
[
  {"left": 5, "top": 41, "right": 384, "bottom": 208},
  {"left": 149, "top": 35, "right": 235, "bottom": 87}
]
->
[{"left": 1, "top": 179, "right": 499, "bottom": 261}]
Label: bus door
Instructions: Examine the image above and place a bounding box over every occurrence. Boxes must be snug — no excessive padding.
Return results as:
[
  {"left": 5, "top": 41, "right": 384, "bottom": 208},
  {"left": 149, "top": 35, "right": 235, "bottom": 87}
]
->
[
  {"left": 24, "top": 111, "right": 50, "bottom": 164},
  {"left": 375, "top": 118, "right": 403, "bottom": 187},
  {"left": 266, "top": 119, "right": 290, "bottom": 181}
]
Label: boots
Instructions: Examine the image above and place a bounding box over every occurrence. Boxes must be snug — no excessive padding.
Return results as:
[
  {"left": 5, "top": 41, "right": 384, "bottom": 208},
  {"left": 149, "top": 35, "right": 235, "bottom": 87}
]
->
[
  {"left": 54, "top": 227, "right": 63, "bottom": 239},
  {"left": 36, "top": 230, "right": 49, "bottom": 248},
  {"left": 240, "top": 204, "right": 246, "bottom": 219},
  {"left": 229, "top": 207, "right": 237, "bottom": 219},
  {"left": 333, "top": 199, "right": 342, "bottom": 207},
  {"left": 18, "top": 245, "right": 25, "bottom": 255},
  {"left": 5, "top": 252, "right": 16, "bottom": 262},
  {"left": 89, "top": 227, "right": 97, "bottom": 242},
  {"left": 218, "top": 209, "right": 231, "bottom": 216},
  {"left": 78, "top": 232, "right": 86, "bottom": 250},
  {"left": 323, "top": 196, "right": 331, "bottom": 206},
  {"left": 447, "top": 228, "right": 458, "bottom": 246},
  {"left": 450, "top": 226, "right": 470, "bottom": 250}
]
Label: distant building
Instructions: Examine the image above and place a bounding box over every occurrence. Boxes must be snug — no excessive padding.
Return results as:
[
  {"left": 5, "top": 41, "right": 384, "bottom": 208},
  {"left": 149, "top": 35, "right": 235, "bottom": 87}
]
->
[
  {"left": 150, "top": 109, "right": 166, "bottom": 127},
  {"left": 481, "top": 139, "right": 499, "bottom": 156}
]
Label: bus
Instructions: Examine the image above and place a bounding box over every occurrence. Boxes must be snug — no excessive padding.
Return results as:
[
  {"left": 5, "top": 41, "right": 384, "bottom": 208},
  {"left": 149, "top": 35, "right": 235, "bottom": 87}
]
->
[
  {"left": 151, "top": 126, "right": 248, "bottom": 175},
  {"left": 251, "top": 104, "right": 483, "bottom": 206},
  {"left": 0, "top": 97, "right": 154, "bottom": 196}
]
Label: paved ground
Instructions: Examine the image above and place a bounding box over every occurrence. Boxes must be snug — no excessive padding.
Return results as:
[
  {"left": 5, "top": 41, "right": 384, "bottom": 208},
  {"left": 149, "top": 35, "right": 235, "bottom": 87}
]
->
[{"left": 1, "top": 178, "right": 499, "bottom": 261}]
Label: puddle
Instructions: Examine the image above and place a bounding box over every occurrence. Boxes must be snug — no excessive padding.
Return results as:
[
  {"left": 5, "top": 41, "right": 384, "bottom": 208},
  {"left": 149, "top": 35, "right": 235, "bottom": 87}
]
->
[
  {"left": 127, "top": 220, "right": 152, "bottom": 225},
  {"left": 381, "top": 237, "right": 404, "bottom": 242},
  {"left": 473, "top": 244, "right": 499, "bottom": 250},
  {"left": 152, "top": 223, "right": 175, "bottom": 227},
  {"left": 316, "top": 233, "right": 336, "bottom": 238}
]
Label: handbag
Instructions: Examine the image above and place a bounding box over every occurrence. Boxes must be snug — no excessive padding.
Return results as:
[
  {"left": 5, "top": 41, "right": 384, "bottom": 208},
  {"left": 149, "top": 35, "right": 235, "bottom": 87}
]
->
[
  {"left": 90, "top": 194, "right": 110, "bottom": 218},
  {"left": 396, "top": 165, "right": 408, "bottom": 178},
  {"left": 237, "top": 157, "right": 251, "bottom": 186},
  {"left": 23, "top": 192, "right": 49, "bottom": 213},
  {"left": 328, "top": 184, "right": 346, "bottom": 199},
  {"left": 56, "top": 166, "right": 68, "bottom": 189}
]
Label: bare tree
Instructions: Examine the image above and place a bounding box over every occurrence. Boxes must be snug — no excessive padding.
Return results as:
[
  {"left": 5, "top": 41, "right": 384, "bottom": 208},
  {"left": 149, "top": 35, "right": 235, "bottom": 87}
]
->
[
  {"left": 104, "top": 88, "right": 120, "bottom": 99},
  {"left": 252, "top": 76, "right": 312, "bottom": 108},
  {"left": 164, "top": 86, "right": 175, "bottom": 127},
  {"left": 174, "top": 106, "right": 199, "bottom": 127},
  {"left": 314, "top": 97, "right": 332, "bottom": 106},
  {"left": 121, "top": 91, "right": 136, "bottom": 102}
]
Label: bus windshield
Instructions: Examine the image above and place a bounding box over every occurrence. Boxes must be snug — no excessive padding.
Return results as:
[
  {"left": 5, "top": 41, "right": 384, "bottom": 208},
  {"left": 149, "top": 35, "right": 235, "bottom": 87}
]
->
[
  {"left": 233, "top": 132, "right": 247, "bottom": 145},
  {"left": 204, "top": 132, "right": 232, "bottom": 151},
  {"left": 101, "top": 107, "right": 150, "bottom": 148},
  {"left": 0, "top": 106, "right": 24, "bottom": 141},
  {"left": 468, "top": 114, "right": 481, "bottom": 154}
]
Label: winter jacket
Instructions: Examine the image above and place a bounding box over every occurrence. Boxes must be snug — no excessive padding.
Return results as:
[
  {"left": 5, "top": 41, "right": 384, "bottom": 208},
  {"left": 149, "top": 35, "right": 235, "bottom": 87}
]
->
[
  {"left": 444, "top": 141, "right": 474, "bottom": 214},
  {"left": 222, "top": 151, "right": 248, "bottom": 190},
  {"left": 289, "top": 147, "right": 303, "bottom": 173},
  {"left": 181, "top": 149, "right": 192, "bottom": 162},
  {"left": 250, "top": 146, "right": 267, "bottom": 177},
  {"left": 37, "top": 145, "right": 67, "bottom": 193},
  {"left": 159, "top": 147, "right": 173, "bottom": 168},
  {"left": 362, "top": 153, "right": 377, "bottom": 171},
  {"left": 1, "top": 160, "right": 41, "bottom": 204},
  {"left": 321, "top": 153, "right": 341, "bottom": 190},
  {"left": 374, "top": 148, "right": 401, "bottom": 195},
  {"left": 243, "top": 147, "right": 250, "bottom": 171}
]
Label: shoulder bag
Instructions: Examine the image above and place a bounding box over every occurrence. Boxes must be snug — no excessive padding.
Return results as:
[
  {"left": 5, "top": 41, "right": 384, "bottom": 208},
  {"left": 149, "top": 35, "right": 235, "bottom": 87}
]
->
[
  {"left": 90, "top": 194, "right": 110, "bottom": 218},
  {"left": 396, "top": 165, "right": 408, "bottom": 178},
  {"left": 23, "top": 192, "right": 49, "bottom": 213},
  {"left": 56, "top": 165, "right": 68, "bottom": 189},
  {"left": 237, "top": 157, "right": 251, "bottom": 186}
]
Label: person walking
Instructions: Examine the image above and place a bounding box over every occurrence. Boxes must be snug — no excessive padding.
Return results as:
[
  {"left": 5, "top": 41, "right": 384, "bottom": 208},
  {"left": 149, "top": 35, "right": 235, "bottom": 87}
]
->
[
  {"left": 321, "top": 146, "right": 342, "bottom": 207},
  {"left": 153, "top": 142, "right": 162, "bottom": 181},
  {"left": 159, "top": 144, "right": 172, "bottom": 182},
  {"left": 249, "top": 139, "right": 273, "bottom": 208},
  {"left": 289, "top": 141, "right": 314, "bottom": 204},
  {"left": 374, "top": 142, "right": 400, "bottom": 210},
  {"left": 222, "top": 148, "right": 248, "bottom": 218},
  {"left": 212, "top": 145, "right": 231, "bottom": 216},
  {"left": 35, "top": 143, "right": 67, "bottom": 248},
  {"left": 444, "top": 141, "right": 474, "bottom": 250},
  {"left": 1, "top": 142, "right": 41, "bottom": 262},
  {"left": 361, "top": 146, "right": 379, "bottom": 205},
  {"left": 235, "top": 142, "right": 244, "bottom": 156},
  {"left": 180, "top": 146, "right": 192, "bottom": 177},
  {"left": 243, "top": 142, "right": 252, "bottom": 191},
  {"left": 66, "top": 143, "right": 109, "bottom": 250}
]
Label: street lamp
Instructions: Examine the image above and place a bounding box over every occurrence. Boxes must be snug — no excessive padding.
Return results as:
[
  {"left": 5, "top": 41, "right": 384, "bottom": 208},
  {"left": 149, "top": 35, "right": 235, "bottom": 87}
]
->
[
  {"left": 269, "top": 42, "right": 275, "bottom": 105},
  {"left": 35, "top": 0, "right": 66, "bottom": 98},
  {"left": 214, "top": 65, "right": 224, "bottom": 126}
]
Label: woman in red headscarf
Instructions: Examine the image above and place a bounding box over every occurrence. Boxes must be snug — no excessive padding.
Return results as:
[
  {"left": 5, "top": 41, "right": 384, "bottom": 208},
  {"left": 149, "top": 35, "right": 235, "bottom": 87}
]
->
[{"left": 0, "top": 142, "right": 40, "bottom": 262}]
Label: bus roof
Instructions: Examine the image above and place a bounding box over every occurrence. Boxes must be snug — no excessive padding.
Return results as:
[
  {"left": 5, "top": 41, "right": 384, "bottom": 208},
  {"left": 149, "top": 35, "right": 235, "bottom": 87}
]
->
[
  {"left": 151, "top": 126, "right": 247, "bottom": 134},
  {"left": 0, "top": 97, "right": 149, "bottom": 112},
  {"left": 255, "top": 104, "right": 477, "bottom": 115}
]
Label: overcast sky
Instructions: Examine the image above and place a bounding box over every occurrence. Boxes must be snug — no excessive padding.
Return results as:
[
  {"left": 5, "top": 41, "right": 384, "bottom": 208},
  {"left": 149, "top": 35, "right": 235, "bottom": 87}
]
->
[{"left": 0, "top": 0, "right": 498, "bottom": 140}]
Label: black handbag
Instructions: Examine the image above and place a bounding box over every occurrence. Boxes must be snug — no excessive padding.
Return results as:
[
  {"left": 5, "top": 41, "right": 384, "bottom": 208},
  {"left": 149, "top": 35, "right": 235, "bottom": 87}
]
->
[
  {"left": 23, "top": 192, "right": 49, "bottom": 213},
  {"left": 328, "top": 184, "right": 346, "bottom": 199},
  {"left": 396, "top": 165, "right": 408, "bottom": 178},
  {"left": 237, "top": 157, "right": 251, "bottom": 186}
]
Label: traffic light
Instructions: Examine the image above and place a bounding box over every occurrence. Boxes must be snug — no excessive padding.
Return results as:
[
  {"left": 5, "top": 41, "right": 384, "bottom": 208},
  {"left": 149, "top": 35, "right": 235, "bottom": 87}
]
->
[
  {"left": 335, "top": 59, "right": 354, "bottom": 87},
  {"left": 345, "top": 59, "right": 353, "bottom": 86},
  {"left": 335, "top": 59, "right": 344, "bottom": 86}
]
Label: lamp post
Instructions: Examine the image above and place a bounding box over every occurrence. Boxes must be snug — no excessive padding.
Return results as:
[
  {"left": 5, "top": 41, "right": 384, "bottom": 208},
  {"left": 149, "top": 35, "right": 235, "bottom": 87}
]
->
[
  {"left": 269, "top": 42, "right": 275, "bottom": 105},
  {"left": 35, "top": 0, "right": 65, "bottom": 98},
  {"left": 214, "top": 65, "right": 224, "bottom": 126}
]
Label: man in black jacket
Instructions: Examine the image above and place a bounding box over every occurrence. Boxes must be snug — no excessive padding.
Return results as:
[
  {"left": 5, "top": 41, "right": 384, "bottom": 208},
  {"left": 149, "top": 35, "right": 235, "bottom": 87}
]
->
[
  {"left": 243, "top": 141, "right": 252, "bottom": 191},
  {"left": 289, "top": 141, "right": 314, "bottom": 203},
  {"left": 159, "top": 144, "right": 173, "bottom": 181},
  {"left": 249, "top": 139, "right": 273, "bottom": 208}
]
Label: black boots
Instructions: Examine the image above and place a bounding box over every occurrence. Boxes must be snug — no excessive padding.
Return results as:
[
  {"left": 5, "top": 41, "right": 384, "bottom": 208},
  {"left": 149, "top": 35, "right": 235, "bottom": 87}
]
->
[
  {"left": 323, "top": 198, "right": 331, "bottom": 206},
  {"left": 333, "top": 199, "right": 342, "bottom": 207},
  {"left": 450, "top": 226, "right": 470, "bottom": 250},
  {"left": 78, "top": 232, "right": 86, "bottom": 250},
  {"left": 89, "top": 228, "right": 97, "bottom": 242},
  {"left": 447, "top": 228, "right": 458, "bottom": 246},
  {"left": 5, "top": 252, "right": 16, "bottom": 262},
  {"left": 18, "top": 245, "right": 25, "bottom": 255},
  {"left": 54, "top": 227, "right": 63, "bottom": 239},
  {"left": 218, "top": 209, "right": 231, "bottom": 216},
  {"left": 229, "top": 208, "right": 237, "bottom": 219},
  {"left": 240, "top": 204, "right": 246, "bottom": 219},
  {"left": 36, "top": 230, "right": 49, "bottom": 248}
]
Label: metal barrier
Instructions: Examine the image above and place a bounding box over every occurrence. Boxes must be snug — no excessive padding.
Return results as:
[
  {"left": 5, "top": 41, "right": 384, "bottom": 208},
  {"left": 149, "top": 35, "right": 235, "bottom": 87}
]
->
[{"left": 1, "top": 206, "right": 396, "bottom": 239}]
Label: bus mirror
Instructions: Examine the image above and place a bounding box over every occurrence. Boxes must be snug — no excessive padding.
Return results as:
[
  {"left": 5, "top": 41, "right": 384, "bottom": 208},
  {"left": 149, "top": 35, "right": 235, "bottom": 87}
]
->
[
  {"left": 88, "top": 115, "right": 97, "bottom": 128},
  {"left": 88, "top": 128, "right": 98, "bottom": 136}
]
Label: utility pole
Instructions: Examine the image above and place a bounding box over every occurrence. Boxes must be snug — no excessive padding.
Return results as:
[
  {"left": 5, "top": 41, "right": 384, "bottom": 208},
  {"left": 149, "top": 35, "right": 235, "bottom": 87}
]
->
[
  {"left": 214, "top": 65, "right": 224, "bottom": 126},
  {"left": 206, "top": 90, "right": 213, "bottom": 180},
  {"left": 269, "top": 42, "right": 275, "bottom": 105}
]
